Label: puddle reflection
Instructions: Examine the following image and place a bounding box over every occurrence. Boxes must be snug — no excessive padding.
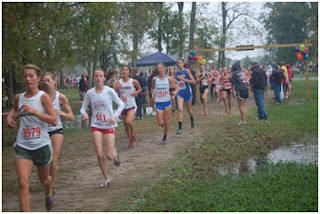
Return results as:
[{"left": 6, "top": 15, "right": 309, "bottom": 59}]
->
[{"left": 218, "top": 139, "right": 318, "bottom": 175}]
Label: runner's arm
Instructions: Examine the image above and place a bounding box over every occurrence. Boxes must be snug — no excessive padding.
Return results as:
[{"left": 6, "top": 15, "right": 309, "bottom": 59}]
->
[
  {"left": 150, "top": 77, "right": 156, "bottom": 104},
  {"left": 185, "top": 69, "right": 196, "bottom": 84},
  {"left": 39, "top": 93, "right": 57, "bottom": 126},
  {"left": 58, "top": 93, "right": 75, "bottom": 121},
  {"left": 80, "top": 91, "right": 91, "bottom": 121},
  {"left": 110, "top": 88, "right": 125, "bottom": 118},
  {"left": 131, "top": 79, "right": 142, "bottom": 97},
  {"left": 6, "top": 94, "right": 20, "bottom": 129},
  {"left": 168, "top": 77, "right": 179, "bottom": 97}
]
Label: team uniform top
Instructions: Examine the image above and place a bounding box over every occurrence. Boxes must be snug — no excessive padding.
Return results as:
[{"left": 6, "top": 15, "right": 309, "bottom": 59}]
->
[
  {"left": 47, "top": 91, "right": 63, "bottom": 132},
  {"left": 80, "top": 86, "right": 124, "bottom": 129},
  {"left": 214, "top": 73, "right": 221, "bottom": 89},
  {"left": 221, "top": 75, "right": 232, "bottom": 90},
  {"left": 154, "top": 75, "right": 171, "bottom": 103},
  {"left": 176, "top": 68, "right": 192, "bottom": 98},
  {"left": 15, "top": 90, "right": 51, "bottom": 150},
  {"left": 199, "top": 72, "right": 209, "bottom": 88},
  {"left": 118, "top": 78, "right": 137, "bottom": 109}
]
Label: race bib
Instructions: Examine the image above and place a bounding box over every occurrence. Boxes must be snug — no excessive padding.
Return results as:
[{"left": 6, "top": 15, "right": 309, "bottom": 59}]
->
[
  {"left": 157, "top": 90, "right": 168, "bottom": 98},
  {"left": 95, "top": 111, "right": 110, "bottom": 123},
  {"left": 22, "top": 124, "right": 42, "bottom": 140},
  {"left": 178, "top": 81, "right": 186, "bottom": 90}
]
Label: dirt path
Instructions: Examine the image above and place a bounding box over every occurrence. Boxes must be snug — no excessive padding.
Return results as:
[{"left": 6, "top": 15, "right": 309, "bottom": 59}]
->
[{"left": 2, "top": 94, "right": 260, "bottom": 211}]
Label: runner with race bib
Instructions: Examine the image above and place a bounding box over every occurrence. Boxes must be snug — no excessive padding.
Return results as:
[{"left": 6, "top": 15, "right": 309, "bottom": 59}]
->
[
  {"left": 175, "top": 58, "right": 196, "bottom": 134},
  {"left": 6, "top": 64, "right": 57, "bottom": 211},
  {"left": 151, "top": 63, "right": 179, "bottom": 144},
  {"left": 114, "top": 65, "right": 142, "bottom": 148},
  {"left": 80, "top": 68, "right": 124, "bottom": 188}
]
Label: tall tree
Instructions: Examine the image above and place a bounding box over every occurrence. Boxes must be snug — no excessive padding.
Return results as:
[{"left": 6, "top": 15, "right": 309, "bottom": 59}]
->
[
  {"left": 121, "top": 2, "right": 156, "bottom": 68},
  {"left": 216, "top": 2, "right": 257, "bottom": 68},
  {"left": 189, "top": 2, "right": 197, "bottom": 51},
  {"left": 177, "top": 2, "right": 185, "bottom": 57},
  {"left": 263, "top": 2, "right": 318, "bottom": 62}
]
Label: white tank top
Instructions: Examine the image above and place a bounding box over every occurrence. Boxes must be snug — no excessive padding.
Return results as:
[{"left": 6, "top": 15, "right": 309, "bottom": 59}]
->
[
  {"left": 47, "top": 91, "right": 63, "bottom": 132},
  {"left": 15, "top": 91, "right": 51, "bottom": 150},
  {"left": 119, "top": 78, "right": 137, "bottom": 109},
  {"left": 154, "top": 75, "right": 171, "bottom": 103}
]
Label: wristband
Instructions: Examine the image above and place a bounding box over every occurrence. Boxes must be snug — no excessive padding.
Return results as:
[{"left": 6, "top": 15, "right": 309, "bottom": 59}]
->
[{"left": 36, "top": 110, "right": 41, "bottom": 116}]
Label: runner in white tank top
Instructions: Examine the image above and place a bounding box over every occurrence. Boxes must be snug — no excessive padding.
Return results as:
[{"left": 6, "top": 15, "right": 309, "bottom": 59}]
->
[
  {"left": 151, "top": 63, "right": 178, "bottom": 144},
  {"left": 6, "top": 64, "right": 57, "bottom": 211},
  {"left": 81, "top": 68, "right": 124, "bottom": 188},
  {"left": 42, "top": 72, "right": 74, "bottom": 195},
  {"left": 114, "top": 65, "right": 141, "bottom": 148}
]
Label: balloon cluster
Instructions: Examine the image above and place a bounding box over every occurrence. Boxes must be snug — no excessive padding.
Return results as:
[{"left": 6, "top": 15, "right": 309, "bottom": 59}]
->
[
  {"left": 188, "top": 50, "right": 206, "bottom": 65},
  {"left": 294, "top": 44, "right": 309, "bottom": 61}
]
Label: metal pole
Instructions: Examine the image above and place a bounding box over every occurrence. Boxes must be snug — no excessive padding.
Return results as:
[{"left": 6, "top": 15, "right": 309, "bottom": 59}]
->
[{"left": 304, "top": 39, "right": 310, "bottom": 100}]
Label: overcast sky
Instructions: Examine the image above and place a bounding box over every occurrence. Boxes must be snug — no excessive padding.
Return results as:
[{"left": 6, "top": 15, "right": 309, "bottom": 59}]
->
[{"left": 142, "top": 1, "right": 267, "bottom": 61}]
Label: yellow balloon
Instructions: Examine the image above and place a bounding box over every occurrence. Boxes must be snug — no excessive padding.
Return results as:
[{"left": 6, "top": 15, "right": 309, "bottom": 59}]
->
[{"left": 200, "top": 59, "right": 206, "bottom": 65}]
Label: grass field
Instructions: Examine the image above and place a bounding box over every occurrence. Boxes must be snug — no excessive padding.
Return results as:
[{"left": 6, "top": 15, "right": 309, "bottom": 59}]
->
[
  {"left": 107, "top": 79, "right": 318, "bottom": 212},
  {"left": 2, "top": 79, "right": 318, "bottom": 211}
]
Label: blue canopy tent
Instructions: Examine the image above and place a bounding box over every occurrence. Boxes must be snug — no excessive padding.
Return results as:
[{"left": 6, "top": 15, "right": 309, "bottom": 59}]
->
[{"left": 133, "top": 51, "right": 178, "bottom": 67}]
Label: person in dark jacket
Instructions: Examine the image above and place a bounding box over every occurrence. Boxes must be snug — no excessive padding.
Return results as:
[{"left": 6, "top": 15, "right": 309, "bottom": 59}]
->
[
  {"left": 132, "top": 68, "right": 145, "bottom": 119},
  {"left": 271, "top": 65, "right": 285, "bottom": 104},
  {"left": 79, "top": 75, "right": 86, "bottom": 101},
  {"left": 251, "top": 61, "right": 268, "bottom": 120},
  {"left": 231, "top": 61, "right": 249, "bottom": 125}
]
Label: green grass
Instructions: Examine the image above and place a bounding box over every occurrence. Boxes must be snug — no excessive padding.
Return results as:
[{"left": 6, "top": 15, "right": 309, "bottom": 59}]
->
[
  {"left": 118, "top": 163, "right": 317, "bottom": 212},
  {"left": 108, "top": 79, "right": 318, "bottom": 212}
]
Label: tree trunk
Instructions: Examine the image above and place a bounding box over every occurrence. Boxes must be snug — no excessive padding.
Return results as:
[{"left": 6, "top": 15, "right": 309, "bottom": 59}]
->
[
  {"left": 189, "top": 2, "right": 196, "bottom": 51},
  {"left": 132, "top": 31, "right": 138, "bottom": 69},
  {"left": 221, "top": 2, "right": 227, "bottom": 68},
  {"left": 178, "top": 2, "right": 184, "bottom": 57},
  {"left": 157, "top": 2, "right": 163, "bottom": 52}
]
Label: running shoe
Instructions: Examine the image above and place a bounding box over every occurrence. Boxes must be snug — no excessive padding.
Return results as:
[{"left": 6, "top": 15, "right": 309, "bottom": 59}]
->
[
  {"left": 128, "top": 141, "right": 133, "bottom": 148},
  {"left": 45, "top": 192, "right": 54, "bottom": 211},
  {"left": 162, "top": 139, "right": 167, "bottom": 144},
  {"left": 99, "top": 179, "right": 110, "bottom": 188},
  {"left": 191, "top": 120, "right": 195, "bottom": 128},
  {"left": 114, "top": 149, "right": 121, "bottom": 167},
  {"left": 131, "top": 132, "right": 136, "bottom": 142},
  {"left": 176, "top": 129, "right": 182, "bottom": 134},
  {"left": 204, "top": 110, "right": 208, "bottom": 117},
  {"left": 238, "top": 121, "right": 246, "bottom": 125}
]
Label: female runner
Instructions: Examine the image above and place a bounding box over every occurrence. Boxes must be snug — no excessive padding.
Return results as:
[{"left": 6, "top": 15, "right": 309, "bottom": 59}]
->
[
  {"left": 221, "top": 67, "right": 233, "bottom": 114},
  {"left": 114, "top": 65, "right": 142, "bottom": 148},
  {"left": 151, "top": 63, "right": 179, "bottom": 144},
  {"left": 42, "top": 72, "right": 74, "bottom": 195},
  {"left": 175, "top": 58, "right": 196, "bottom": 134},
  {"left": 196, "top": 64, "right": 210, "bottom": 116},
  {"left": 6, "top": 64, "right": 57, "bottom": 211},
  {"left": 168, "top": 66, "right": 177, "bottom": 116},
  {"left": 80, "top": 68, "right": 124, "bottom": 188}
]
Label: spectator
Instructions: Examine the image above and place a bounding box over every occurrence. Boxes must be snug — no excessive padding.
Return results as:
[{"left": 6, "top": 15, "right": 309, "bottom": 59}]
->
[
  {"left": 251, "top": 61, "right": 268, "bottom": 120},
  {"left": 132, "top": 68, "right": 145, "bottom": 120},
  {"left": 79, "top": 75, "right": 86, "bottom": 101},
  {"left": 271, "top": 65, "right": 285, "bottom": 104}
]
